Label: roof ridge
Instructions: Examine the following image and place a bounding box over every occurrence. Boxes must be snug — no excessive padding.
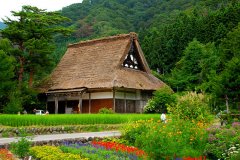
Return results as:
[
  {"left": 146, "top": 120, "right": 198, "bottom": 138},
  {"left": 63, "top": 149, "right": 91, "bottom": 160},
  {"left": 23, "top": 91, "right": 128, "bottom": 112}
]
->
[{"left": 68, "top": 32, "right": 138, "bottom": 48}]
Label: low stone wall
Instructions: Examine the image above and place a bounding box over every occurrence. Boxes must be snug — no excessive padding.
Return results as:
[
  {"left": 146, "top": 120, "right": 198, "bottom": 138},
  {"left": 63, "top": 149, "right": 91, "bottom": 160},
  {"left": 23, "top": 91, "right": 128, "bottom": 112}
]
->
[{"left": 0, "top": 124, "right": 122, "bottom": 138}]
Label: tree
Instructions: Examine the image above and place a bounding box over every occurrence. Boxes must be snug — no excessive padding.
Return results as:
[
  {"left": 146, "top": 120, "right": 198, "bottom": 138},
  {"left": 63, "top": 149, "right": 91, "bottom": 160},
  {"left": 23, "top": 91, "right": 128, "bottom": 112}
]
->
[
  {"left": 0, "top": 38, "right": 16, "bottom": 111},
  {"left": 211, "top": 24, "right": 240, "bottom": 111},
  {"left": 168, "top": 39, "right": 205, "bottom": 91},
  {"left": 2, "top": 5, "right": 72, "bottom": 87}
]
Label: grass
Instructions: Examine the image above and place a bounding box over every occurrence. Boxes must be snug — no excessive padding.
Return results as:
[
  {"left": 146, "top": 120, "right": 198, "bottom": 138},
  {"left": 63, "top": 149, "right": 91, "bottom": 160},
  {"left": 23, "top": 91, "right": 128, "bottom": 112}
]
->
[{"left": 0, "top": 114, "right": 159, "bottom": 127}]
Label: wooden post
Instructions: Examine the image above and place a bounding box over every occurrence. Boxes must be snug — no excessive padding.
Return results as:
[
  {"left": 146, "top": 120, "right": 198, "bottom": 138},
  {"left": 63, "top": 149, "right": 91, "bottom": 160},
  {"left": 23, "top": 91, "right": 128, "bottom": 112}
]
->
[
  {"left": 113, "top": 88, "right": 116, "bottom": 112},
  {"left": 89, "top": 92, "right": 91, "bottom": 114},
  {"left": 65, "top": 100, "right": 67, "bottom": 113},
  {"left": 79, "top": 93, "right": 82, "bottom": 113},
  {"left": 54, "top": 96, "right": 58, "bottom": 114},
  {"left": 45, "top": 95, "right": 48, "bottom": 111},
  {"left": 124, "top": 91, "right": 126, "bottom": 113}
]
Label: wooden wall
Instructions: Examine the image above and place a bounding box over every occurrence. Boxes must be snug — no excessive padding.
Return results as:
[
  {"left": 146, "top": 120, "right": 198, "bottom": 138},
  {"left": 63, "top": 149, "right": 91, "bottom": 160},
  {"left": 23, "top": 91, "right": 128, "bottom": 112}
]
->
[{"left": 82, "top": 99, "right": 113, "bottom": 113}]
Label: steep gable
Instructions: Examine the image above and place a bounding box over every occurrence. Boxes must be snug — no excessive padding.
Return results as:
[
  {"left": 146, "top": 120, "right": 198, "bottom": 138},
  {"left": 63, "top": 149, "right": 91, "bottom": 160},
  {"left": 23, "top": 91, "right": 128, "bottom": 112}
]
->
[{"left": 39, "top": 33, "right": 164, "bottom": 92}]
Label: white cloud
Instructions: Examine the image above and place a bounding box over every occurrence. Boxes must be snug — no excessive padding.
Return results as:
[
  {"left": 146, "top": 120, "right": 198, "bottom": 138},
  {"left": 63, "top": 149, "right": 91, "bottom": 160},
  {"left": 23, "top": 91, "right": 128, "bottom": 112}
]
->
[{"left": 0, "top": 0, "right": 83, "bottom": 20}]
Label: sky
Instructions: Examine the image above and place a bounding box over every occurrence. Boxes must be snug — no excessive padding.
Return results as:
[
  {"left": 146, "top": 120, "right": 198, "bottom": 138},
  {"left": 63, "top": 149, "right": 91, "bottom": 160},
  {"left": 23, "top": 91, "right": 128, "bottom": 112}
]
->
[{"left": 0, "top": 0, "right": 83, "bottom": 20}]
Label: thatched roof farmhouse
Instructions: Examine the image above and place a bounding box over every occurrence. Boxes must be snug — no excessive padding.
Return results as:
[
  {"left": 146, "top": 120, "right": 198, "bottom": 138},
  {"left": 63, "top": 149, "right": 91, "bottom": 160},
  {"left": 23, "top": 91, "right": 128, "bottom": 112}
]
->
[{"left": 41, "top": 32, "right": 165, "bottom": 113}]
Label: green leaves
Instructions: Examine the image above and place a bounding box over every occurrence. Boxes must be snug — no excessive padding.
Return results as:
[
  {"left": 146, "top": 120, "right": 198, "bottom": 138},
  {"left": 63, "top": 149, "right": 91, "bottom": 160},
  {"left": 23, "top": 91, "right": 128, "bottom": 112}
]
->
[
  {"left": 144, "top": 85, "right": 176, "bottom": 113},
  {"left": 2, "top": 5, "right": 73, "bottom": 87},
  {"left": 0, "top": 39, "right": 16, "bottom": 111}
]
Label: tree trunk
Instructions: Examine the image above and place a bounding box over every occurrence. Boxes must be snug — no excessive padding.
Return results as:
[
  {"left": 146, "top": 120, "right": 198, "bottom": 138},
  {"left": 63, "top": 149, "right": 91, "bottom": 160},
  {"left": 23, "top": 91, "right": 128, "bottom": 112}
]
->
[
  {"left": 18, "top": 43, "right": 25, "bottom": 87},
  {"left": 225, "top": 94, "right": 229, "bottom": 113},
  {"left": 29, "top": 68, "right": 34, "bottom": 88},
  {"left": 18, "top": 57, "right": 24, "bottom": 87}
]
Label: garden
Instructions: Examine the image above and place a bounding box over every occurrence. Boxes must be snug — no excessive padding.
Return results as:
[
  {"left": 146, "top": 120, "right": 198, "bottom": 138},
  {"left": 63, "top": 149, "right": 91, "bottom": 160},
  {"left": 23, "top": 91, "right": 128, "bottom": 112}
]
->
[{"left": 0, "top": 91, "right": 239, "bottom": 160}]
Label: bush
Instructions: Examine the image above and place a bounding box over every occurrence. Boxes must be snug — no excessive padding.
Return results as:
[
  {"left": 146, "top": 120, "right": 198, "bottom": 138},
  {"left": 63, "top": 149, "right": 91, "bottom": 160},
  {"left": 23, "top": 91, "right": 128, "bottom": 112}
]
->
[
  {"left": 144, "top": 86, "right": 176, "bottom": 113},
  {"left": 29, "top": 145, "right": 87, "bottom": 160},
  {"left": 168, "top": 92, "right": 211, "bottom": 123},
  {"left": 122, "top": 118, "right": 208, "bottom": 159},
  {"left": 98, "top": 107, "right": 114, "bottom": 114},
  {"left": 10, "top": 137, "right": 32, "bottom": 158}
]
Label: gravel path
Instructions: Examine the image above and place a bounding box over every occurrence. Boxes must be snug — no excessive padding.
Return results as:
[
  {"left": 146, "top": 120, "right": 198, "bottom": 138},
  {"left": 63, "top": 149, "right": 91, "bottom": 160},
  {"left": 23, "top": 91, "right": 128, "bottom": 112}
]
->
[{"left": 0, "top": 131, "right": 121, "bottom": 145}]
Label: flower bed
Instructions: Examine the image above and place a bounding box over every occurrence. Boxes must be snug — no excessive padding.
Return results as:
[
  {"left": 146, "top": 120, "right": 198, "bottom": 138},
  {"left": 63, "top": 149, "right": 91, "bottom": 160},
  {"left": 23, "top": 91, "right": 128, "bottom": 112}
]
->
[
  {"left": 91, "top": 141, "right": 146, "bottom": 157},
  {"left": 29, "top": 140, "right": 146, "bottom": 160},
  {"left": 29, "top": 145, "right": 87, "bottom": 160},
  {"left": 0, "top": 148, "right": 14, "bottom": 160},
  {"left": 122, "top": 118, "right": 209, "bottom": 159}
]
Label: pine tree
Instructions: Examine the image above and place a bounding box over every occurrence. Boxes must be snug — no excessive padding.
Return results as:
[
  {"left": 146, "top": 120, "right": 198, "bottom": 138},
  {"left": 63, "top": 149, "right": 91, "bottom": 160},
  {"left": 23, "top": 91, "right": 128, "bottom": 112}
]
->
[
  {"left": 2, "top": 5, "right": 72, "bottom": 87},
  {"left": 0, "top": 38, "right": 16, "bottom": 111}
]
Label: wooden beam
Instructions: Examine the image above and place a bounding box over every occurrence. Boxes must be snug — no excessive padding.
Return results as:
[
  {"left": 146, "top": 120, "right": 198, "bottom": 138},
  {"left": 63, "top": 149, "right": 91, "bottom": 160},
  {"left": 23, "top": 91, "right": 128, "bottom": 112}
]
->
[
  {"left": 54, "top": 96, "right": 58, "bottom": 114},
  {"left": 65, "top": 100, "right": 67, "bottom": 113},
  {"left": 113, "top": 89, "right": 116, "bottom": 112},
  {"left": 79, "top": 95, "right": 82, "bottom": 114},
  {"left": 89, "top": 92, "right": 91, "bottom": 114},
  {"left": 124, "top": 91, "right": 126, "bottom": 113}
]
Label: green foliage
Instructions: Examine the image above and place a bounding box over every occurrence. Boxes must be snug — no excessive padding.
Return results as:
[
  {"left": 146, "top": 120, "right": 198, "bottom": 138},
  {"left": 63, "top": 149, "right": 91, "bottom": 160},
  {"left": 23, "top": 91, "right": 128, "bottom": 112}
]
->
[
  {"left": 168, "top": 40, "right": 220, "bottom": 92},
  {"left": 143, "top": 1, "right": 240, "bottom": 73},
  {"left": 2, "top": 5, "right": 72, "bottom": 88},
  {"left": 122, "top": 118, "right": 208, "bottom": 159},
  {"left": 29, "top": 145, "right": 85, "bottom": 160},
  {"left": 98, "top": 107, "right": 115, "bottom": 114},
  {"left": 0, "top": 114, "right": 160, "bottom": 127},
  {"left": 168, "top": 92, "right": 211, "bottom": 123},
  {"left": 3, "top": 90, "right": 23, "bottom": 114},
  {"left": 10, "top": 137, "right": 32, "bottom": 158},
  {"left": 144, "top": 85, "right": 176, "bottom": 113},
  {"left": 0, "top": 38, "right": 16, "bottom": 111}
]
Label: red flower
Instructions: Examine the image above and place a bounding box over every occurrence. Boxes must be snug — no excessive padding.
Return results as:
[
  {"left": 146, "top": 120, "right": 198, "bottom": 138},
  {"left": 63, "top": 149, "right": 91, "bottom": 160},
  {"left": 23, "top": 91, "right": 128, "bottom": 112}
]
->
[{"left": 91, "top": 141, "right": 147, "bottom": 158}]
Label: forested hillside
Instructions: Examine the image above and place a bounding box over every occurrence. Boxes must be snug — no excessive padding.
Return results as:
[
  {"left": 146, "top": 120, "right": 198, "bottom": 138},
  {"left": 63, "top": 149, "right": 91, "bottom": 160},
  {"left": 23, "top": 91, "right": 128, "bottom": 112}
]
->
[
  {"left": 54, "top": 0, "right": 221, "bottom": 62},
  {"left": 56, "top": 0, "right": 240, "bottom": 111},
  {"left": 0, "top": 0, "right": 239, "bottom": 113}
]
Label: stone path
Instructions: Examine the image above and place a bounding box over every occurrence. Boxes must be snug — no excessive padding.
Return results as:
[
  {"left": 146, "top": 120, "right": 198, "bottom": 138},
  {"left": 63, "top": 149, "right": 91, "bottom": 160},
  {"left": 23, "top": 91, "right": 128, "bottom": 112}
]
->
[{"left": 0, "top": 131, "right": 121, "bottom": 145}]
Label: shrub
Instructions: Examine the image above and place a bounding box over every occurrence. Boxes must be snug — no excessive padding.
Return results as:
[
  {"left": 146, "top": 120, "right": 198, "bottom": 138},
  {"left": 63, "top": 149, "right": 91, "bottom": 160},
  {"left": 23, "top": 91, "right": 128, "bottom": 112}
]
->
[
  {"left": 10, "top": 137, "right": 32, "bottom": 158},
  {"left": 98, "top": 107, "right": 114, "bottom": 114},
  {"left": 168, "top": 92, "right": 211, "bottom": 123},
  {"left": 29, "top": 145, "right": 87, "bottom": 160},
  {"left": 144, "top": 85, "right": 176, "bottom": 113},
  {"left": 122, "top": 118, "right": 208, "bottom": 159}
]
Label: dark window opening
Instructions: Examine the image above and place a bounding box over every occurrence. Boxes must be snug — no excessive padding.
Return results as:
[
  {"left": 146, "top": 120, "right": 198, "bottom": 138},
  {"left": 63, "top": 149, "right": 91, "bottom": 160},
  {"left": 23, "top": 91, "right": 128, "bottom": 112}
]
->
[{"left": 122, "top": 41, "right": 144, "bottom": 71}]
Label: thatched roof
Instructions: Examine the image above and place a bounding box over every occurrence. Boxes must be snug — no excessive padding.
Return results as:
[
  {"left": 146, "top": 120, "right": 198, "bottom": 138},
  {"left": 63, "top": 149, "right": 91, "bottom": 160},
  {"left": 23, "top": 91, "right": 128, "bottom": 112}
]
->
[{"left": 40, "top": 32, "right": 165, "bottom": 92}]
